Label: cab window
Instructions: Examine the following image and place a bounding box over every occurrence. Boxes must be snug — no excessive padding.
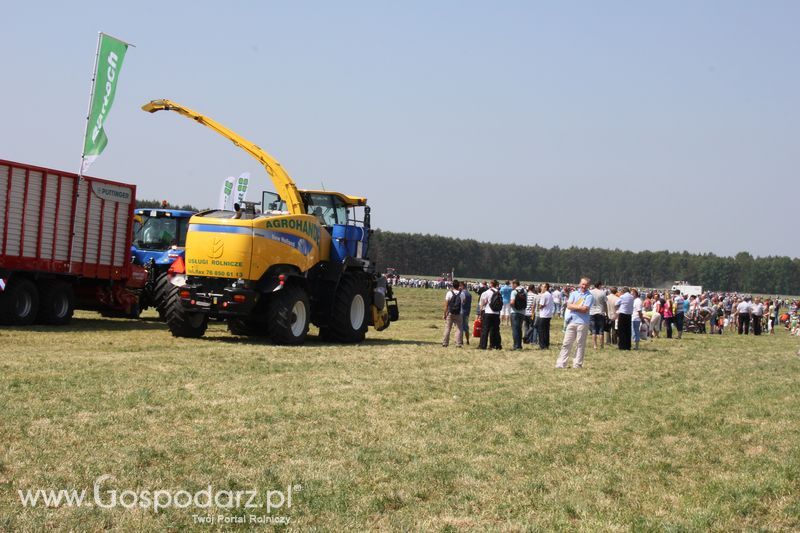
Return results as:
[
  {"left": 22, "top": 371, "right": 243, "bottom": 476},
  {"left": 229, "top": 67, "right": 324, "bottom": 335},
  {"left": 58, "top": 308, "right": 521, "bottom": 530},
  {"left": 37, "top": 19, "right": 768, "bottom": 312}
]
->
[{"left": 306, "top": 194, "right": 348, "bottom": 226}]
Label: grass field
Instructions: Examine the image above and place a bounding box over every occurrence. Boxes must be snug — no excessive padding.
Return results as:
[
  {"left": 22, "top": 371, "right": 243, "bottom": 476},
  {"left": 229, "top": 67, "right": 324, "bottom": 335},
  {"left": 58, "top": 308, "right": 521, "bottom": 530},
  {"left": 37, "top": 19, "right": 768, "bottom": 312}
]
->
[{"left": 2, "top": 287, "right": 799, "bottom": 531}]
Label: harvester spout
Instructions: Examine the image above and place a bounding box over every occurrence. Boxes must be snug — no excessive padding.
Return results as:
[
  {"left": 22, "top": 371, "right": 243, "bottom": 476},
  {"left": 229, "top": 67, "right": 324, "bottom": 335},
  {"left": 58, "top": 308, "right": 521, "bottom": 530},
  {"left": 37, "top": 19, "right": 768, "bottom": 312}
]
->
[{"left": 141, "top": 99, "right": 306, "bottom": 215}]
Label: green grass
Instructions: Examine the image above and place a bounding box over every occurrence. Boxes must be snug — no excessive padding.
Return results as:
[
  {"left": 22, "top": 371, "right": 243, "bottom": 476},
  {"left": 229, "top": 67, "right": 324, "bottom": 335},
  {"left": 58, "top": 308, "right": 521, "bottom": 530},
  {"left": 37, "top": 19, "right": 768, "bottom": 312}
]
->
[{"left": 1, "top": 287, "right": 799, "bottom": 531}]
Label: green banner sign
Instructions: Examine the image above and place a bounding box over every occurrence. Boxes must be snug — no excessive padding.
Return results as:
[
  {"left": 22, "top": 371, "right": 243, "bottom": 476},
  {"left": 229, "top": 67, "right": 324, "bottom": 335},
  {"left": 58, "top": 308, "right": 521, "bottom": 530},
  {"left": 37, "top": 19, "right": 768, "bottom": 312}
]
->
[{"left": 81, "top": 33, "right": 128, "bottom": 174}]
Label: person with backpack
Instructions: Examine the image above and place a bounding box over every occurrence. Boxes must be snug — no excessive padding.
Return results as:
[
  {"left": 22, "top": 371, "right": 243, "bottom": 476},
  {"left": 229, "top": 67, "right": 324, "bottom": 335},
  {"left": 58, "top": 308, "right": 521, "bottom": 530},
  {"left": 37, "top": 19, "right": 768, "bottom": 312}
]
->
[
  {"left": 478, "top": 279, "right": 503, "bottom": 350},
  {"left": 509, "top": 280, "right": 527, "bottom": 350},
  {"left": 442, "top": 280, "right": 467, "bottom": 347}
]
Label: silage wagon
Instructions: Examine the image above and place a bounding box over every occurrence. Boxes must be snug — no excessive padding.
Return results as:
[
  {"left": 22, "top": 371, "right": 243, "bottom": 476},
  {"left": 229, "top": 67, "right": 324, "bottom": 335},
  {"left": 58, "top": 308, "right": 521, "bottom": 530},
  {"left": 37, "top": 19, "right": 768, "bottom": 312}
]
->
[{"left": 0, "top": 159, "right": 145, "bottom": 325}]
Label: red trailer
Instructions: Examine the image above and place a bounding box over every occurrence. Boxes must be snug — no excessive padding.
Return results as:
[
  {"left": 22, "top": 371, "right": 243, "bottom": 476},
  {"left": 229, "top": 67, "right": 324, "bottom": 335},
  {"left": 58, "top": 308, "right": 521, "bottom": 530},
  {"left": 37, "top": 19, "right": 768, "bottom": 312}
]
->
[{"left": 0, "top": 159, "right": 146, "bottom": 325}]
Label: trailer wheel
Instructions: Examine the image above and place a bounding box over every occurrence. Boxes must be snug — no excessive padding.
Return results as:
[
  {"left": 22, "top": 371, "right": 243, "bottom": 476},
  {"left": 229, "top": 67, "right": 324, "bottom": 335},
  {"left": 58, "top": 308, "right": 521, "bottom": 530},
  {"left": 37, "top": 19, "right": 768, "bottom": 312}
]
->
[
  {"left": 266, "top": 285, "right": 309, "bottom": 345},
  {"left": 327, "top": 273, "right": 369, "bottom": 343},
  {"left": 37, "top": 281, "right": 74, "bottom": 325},
  {"left": 0, "top": 278, "right": 39, "bottom": 326},
  {"left": 164, "top": 284, "right": 208, "bottom": 338},
  {"left": 152, "top": 272, "right": 170, "bottom": 319},
  {"left": 0, "top": 278, "right": 40, "bottom": 326}
]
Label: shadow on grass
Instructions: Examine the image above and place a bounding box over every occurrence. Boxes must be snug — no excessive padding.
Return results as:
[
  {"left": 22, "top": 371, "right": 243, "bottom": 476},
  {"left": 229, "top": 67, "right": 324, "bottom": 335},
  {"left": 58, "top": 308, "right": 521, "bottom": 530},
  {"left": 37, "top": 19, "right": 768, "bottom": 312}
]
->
[
  {"left": 4, "top": 317, "right": 169, "bottom": 333},
  {"left": 359, "top": 338, "right": 438, "bottom": 346},
  {"left": 195, "top": 334, "right": 438, "bottom": 347}
]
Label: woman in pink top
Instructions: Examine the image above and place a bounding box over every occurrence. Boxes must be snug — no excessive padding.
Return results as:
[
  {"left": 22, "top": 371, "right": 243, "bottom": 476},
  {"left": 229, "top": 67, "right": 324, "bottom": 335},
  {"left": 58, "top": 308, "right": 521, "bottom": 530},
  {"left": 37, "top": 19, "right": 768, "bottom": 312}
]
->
[{"left": 662, "top": 296, "right": 675, "bottom": 339}]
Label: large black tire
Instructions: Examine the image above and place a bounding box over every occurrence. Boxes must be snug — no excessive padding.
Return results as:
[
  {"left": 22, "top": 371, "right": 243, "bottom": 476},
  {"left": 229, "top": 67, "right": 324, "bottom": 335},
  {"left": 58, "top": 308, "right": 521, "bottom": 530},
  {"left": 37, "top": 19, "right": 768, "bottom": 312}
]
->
[
  {"left": 36, "top": 280, "right": 74, "bottom": 325},
  {"left": 326, "top": 274, "right": 369, "bottom": 343},
  {"left": 152, "top": 272, "right": 171, "bottom": 319},
  {"left": 266, "top": 285, "right": 309, "bottom": 345},
  {"left": 164, "top": 284, "right": 208, "bottom": 338},
  {"left": 0, "top": 278, "right": 40, "bottom": 326},
  {"left": 227, "top": 318, "right": 266, "bottom": 337}
]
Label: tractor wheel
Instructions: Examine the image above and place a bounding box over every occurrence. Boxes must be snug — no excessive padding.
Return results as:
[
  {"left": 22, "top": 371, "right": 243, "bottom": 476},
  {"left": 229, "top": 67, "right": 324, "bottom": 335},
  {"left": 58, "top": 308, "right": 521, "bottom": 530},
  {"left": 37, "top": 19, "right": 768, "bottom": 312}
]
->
[
  {"left": 36, "top": 281, "right": 74, "bottom": 325},
  {"left": 0, "top": 278, "right": 40, "bottom": 326},
  {"left": 227, "top": 318, "right": 266, "bottom": 337},
  {"left": 164, "top": 284, "right": 208, "bottom": 338},
  {"left": 152, "top": 272, "right": 171, "bottom": 319},
  {"left": 266, "top": 285, "right": 309, "bottom": 345},
  {"left": 327, "top": 273, "right": 369, "bottom": 343}
]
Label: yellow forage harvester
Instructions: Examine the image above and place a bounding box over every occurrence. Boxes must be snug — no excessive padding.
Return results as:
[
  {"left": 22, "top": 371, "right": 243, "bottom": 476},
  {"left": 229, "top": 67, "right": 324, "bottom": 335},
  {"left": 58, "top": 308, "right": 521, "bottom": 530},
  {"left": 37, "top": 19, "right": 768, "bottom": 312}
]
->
[{"left": 142, "top": 99, "right": 398, "bottom": 344}]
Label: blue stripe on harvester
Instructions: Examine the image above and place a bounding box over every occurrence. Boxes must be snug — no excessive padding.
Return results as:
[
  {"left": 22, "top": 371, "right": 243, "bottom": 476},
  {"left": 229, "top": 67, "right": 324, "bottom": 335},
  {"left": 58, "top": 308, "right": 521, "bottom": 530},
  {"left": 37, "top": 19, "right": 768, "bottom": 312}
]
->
[
  {"left": 188, "top": 224, "right": 253, "bottom": 235},
  {"left": 253, "top": 229, "right": 313, "bottom": 256}
]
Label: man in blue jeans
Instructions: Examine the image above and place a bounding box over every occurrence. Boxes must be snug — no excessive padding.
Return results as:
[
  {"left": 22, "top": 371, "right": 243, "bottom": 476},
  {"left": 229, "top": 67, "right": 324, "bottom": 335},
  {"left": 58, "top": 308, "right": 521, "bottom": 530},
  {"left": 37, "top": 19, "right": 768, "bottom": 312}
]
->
[
  {"left": 509, "top": 280, "right": 526, "bottom": 349},
  {"left": 674, "top": 291, "right": 685, "bottom": 339},
  {"left": 461, "top": 288, "right": 473, "bottom": 345}
]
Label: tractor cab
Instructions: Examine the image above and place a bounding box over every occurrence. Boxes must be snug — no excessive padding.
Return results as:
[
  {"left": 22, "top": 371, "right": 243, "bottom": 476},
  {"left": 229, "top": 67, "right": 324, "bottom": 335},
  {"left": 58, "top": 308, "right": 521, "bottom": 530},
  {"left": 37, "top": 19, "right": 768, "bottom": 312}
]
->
[
  {"left": 131, "top": 209, "right": 195, "bottom": 267},
  {"left": 130, "top": 208, "right": 197, "bottom": 316}
]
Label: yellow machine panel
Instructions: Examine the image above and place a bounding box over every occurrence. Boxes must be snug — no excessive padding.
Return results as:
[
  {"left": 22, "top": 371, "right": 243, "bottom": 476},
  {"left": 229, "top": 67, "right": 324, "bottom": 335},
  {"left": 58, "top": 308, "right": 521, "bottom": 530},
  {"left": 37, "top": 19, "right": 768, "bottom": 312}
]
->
[
  {"left": 185, "top": 219, "right": 253, "bottom": 279},
  {"left": 184, "top": 214, "right": 333, "bottom": 281}
]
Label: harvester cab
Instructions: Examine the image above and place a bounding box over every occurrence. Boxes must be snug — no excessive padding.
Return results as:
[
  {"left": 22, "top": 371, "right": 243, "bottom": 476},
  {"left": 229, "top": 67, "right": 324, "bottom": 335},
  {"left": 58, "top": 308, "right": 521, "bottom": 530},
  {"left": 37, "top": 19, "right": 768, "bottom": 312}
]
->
[{"left": 142, "top": 99, "right": 398, "bottom": 344}]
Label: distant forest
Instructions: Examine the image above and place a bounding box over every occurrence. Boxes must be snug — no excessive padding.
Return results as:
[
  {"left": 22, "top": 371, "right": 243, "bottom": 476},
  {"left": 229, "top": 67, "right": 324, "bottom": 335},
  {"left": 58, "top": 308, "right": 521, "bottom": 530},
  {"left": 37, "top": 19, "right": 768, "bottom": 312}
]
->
[{"left": 369, "top": 230, "right": 800, "bottom": 295}]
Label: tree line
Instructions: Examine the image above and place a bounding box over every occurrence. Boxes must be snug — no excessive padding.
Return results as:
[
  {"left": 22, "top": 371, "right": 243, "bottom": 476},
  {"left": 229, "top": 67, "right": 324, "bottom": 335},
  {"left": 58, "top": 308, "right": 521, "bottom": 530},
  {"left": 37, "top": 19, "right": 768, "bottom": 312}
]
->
[
  {"left": 369, "top": 230, "right": 800, "bottom": 295},
  {"left": 136, "top": 199, "right": 203, "bottom": 212}
]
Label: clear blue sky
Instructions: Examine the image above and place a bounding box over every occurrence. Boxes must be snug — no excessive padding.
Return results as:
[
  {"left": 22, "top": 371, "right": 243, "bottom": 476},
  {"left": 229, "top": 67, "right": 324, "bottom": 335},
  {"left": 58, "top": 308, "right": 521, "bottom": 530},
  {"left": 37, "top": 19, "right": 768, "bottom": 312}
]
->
[{"left": 3, "top": 1, "right": 798, "bottom": 258}]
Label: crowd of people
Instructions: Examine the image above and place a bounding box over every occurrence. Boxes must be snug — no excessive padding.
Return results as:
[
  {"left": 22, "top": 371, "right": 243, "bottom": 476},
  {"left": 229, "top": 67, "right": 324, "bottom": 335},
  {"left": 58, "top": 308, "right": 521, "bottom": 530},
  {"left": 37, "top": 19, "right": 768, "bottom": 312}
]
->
[{"left": 430, "top": 275, "right": 800, "bottom": 365}]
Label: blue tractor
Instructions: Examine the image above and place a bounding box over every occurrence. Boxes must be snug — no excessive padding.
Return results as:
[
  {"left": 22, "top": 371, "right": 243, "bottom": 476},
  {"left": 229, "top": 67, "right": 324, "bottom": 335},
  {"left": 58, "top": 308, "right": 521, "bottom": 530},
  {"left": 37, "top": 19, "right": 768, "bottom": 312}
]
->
[{"left": 131, "top": 208, "right": 195, "bottom": 317}]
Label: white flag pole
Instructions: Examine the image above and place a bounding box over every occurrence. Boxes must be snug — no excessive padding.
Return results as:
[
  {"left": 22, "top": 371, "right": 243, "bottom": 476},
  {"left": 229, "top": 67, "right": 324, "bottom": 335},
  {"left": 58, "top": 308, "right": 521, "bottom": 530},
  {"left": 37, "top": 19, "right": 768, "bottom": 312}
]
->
[
  {"left": 72, "top": 32, "right": 102, "bottom": 268},
  {"left": 79, "top": 32, "right": 102, "bottom": 180}
]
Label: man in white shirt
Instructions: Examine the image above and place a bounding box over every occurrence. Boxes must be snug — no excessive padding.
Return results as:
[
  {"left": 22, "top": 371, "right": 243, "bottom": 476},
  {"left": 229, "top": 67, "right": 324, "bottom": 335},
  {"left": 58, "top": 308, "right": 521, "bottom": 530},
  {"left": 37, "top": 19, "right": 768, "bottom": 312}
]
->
[
  {"left": 552, "top": 288, "right": 562, "bottom": 317},
  {"left": 737, "top": 297, "right": 752, "bottom": 335},
  {"left": 751, "top": 296, "right": 764, "bottom": 336},
  {"left": 537, "top": 283, "right": 554, "bottom": 349},
  {"left": 615, "top": 287, "right": 634, "bottom": 350},
  {"left": 478, "top": 280, "right": 503, "bottom": 350},
  {"left": 631, "top": 288, "right": 644, "bottom": 350},
  {"left": 606, "top": 287, "right": 620, "bottom": 345}
]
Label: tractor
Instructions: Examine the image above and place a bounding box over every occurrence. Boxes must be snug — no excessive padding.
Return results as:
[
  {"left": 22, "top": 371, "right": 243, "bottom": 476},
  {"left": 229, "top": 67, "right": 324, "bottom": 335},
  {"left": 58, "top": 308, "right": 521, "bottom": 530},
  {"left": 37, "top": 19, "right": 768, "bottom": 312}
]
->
[
  {"left": 142, "top": 99, "right": 398, "bottom": 344},
  {"left": 131, "top": 207, "right": 195, "bottom": 317}
]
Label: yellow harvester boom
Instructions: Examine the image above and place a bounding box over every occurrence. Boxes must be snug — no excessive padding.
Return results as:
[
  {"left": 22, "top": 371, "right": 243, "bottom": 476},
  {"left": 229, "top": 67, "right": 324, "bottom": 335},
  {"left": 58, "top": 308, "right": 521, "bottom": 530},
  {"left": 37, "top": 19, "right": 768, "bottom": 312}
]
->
[{"left": 141, "top": 99, "right": 306, "bottom": 215}]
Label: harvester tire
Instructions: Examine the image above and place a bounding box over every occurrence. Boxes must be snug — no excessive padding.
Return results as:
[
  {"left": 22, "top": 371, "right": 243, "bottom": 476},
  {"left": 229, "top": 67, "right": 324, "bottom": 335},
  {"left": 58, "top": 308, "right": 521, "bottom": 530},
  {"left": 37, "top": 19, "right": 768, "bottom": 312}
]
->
[
  {"left": 266, "top": 285, "right": 309, "bottom": 345},
  {"left": 36, "top": 280, "right": 74, "bottom": 325},
  {"left": 164, "top": 284, "right": 208, "bottom": 338},
  {"left": 326, "top": 273, "right": 369, "bottom": 343},
  {"left": 0, "top": 278, "right": 39, "bottom": 326},
  {"left": 152, "top": 272, "right": 170, "bottom": 319}
]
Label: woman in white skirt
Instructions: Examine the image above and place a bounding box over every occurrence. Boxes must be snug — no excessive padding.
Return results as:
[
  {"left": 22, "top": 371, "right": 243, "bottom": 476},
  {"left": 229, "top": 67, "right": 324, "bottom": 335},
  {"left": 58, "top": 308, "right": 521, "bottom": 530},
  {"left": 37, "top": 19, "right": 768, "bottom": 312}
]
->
[{"left": 650, "top": 296, "right": 663, "bottom": 338}]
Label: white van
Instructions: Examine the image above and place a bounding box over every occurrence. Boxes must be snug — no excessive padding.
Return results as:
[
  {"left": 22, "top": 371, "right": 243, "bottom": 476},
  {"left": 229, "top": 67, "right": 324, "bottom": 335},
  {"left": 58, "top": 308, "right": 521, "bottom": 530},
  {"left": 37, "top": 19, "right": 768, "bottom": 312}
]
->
[{"left": 671, "top": 284, "right": 703, "bottom": 297}]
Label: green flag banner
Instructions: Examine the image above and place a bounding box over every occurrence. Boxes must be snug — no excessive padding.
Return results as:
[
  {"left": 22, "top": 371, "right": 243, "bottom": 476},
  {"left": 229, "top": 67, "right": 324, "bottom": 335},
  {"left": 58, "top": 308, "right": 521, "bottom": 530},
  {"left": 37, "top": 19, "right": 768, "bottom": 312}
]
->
[{"left": 81, "top": 33, "right": 128, "bottom": 174}]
